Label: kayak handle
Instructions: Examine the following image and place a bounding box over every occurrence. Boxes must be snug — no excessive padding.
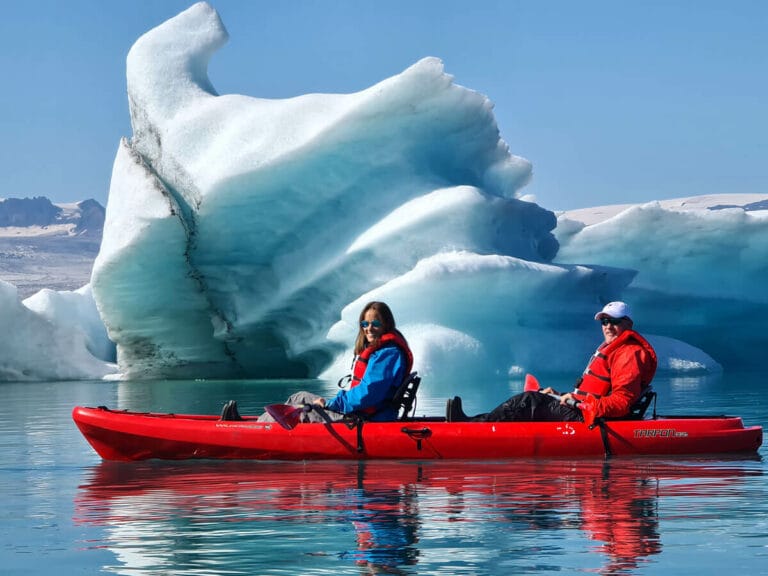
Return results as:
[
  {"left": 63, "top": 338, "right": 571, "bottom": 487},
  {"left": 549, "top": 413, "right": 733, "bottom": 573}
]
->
[{"left": 401, "top": 427, "right": 432, "bottom": 451}]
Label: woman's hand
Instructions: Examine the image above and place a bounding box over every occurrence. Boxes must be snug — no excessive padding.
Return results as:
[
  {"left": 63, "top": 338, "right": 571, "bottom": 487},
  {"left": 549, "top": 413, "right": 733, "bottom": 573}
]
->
[
  {"left": 312, "top": 397, "right": 327, "bottom": 408},
  {"left": 541, "top": 386, "right": 559, "bottom": 395}
]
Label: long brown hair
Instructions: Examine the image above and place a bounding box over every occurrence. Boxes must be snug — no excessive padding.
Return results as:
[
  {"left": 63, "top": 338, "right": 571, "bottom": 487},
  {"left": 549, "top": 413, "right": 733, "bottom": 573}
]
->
[{"left": 354, "top": 301, "right": 396, "bottom": 355}]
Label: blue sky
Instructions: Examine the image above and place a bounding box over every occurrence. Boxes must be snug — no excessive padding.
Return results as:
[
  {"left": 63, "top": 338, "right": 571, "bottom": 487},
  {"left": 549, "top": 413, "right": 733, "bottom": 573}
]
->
[{"left": 1, "top": 0, "right": 765, "bottom": 210}]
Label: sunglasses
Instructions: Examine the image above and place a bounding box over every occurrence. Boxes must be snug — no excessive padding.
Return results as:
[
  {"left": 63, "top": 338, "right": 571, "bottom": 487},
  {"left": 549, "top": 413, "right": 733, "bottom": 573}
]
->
[
  {"left": 360, "top": 320, "right": 383, "bottom": 329},
  {"left": 600, "top": 316, "right": 624, "bottom": 326}
]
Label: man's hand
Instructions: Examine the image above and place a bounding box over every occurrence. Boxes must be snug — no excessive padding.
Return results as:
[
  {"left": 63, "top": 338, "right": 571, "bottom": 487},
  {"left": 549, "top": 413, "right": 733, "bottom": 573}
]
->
[{"left": 559, "top": 392, "right": 580, "bottom": 407}]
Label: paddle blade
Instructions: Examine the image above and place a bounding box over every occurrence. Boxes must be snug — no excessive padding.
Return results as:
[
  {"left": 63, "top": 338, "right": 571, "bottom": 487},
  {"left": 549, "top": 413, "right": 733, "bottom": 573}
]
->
[
  {"left": 524, "top": 373, "right": 541, "bottom": 392},
  {"left": 579, "top": 397, "right": 597, "bottom": 428},
  {"left": 265, "top": 404, "right": 304, "bottom": 430}
]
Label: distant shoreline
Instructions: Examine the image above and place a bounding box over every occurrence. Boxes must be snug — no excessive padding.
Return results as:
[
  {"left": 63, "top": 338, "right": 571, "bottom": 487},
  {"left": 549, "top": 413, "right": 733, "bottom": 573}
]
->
[{"left": 0, "top": 197, "right": 104, "bottom": 298}]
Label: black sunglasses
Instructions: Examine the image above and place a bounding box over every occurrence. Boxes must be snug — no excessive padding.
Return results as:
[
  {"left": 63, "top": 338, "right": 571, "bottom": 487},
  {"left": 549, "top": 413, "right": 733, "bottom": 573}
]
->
[{"left": 600, "top": 316, "right": 624, "bottom": 326}]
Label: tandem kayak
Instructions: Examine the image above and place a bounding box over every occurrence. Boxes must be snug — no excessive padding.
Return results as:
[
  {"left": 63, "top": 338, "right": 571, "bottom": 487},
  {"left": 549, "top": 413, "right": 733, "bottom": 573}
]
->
[{"left": 72, "top": 405, "right": 762, "bottom": 461}]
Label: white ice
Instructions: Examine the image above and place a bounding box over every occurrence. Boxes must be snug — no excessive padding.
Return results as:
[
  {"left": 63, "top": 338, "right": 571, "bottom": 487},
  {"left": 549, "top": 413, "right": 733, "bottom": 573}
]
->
[
  {"left": 556, "top": 194, "right": 768, "bottom": 371},
  {"left": 2, "top": 3, "right": 764, "bottom": 385},
  {"left": 0, "top": 281, "right": 116, "bottom": 381}
]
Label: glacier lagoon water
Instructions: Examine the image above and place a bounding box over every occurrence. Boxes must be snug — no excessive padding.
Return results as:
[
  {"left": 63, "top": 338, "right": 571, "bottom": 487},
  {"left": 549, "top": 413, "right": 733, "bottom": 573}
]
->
[{"left": 1, "top": 374, "right": 766, "bottom": 576}]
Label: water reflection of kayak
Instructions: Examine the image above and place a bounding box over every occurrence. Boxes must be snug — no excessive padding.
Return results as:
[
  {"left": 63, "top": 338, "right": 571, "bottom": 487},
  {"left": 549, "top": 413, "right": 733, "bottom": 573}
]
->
[
  {"left": 75, "top": 459, "right": 761, "bottom": 574},
  {"left": 76, "top": 458, "right": 762, "bottom": 504},
  {"left": 72, "top": 405, "right": 762, "bottom": 461}
]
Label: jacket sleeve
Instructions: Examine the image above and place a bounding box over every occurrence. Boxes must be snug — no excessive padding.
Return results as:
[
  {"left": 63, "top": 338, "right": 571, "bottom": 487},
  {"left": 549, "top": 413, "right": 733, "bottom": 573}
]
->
[
  {"left": 592, "top": 344, "right": 648, "bottom": 418},
  {"left": 326, "top": 347, "right": 405, "bottom": 414}
]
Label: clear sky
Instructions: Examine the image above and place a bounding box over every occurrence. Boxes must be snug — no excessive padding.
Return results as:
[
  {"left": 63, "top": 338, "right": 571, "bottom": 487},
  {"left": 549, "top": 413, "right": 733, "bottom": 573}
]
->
[{"left": 1, "top": 0, "right": 765, "bottom": 210}]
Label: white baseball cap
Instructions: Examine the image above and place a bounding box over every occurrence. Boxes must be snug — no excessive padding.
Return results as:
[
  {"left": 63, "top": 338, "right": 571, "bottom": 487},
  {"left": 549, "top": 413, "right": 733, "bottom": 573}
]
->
[{"left": 594, "top": 301, "right": 632, "bottom": 321}]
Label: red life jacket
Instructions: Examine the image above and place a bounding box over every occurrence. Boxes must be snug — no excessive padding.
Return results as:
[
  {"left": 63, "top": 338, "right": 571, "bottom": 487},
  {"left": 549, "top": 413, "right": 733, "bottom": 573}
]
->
[
  {"left": 574, "top": 330, "right": 657, "bottom": 401},
  {"left": 350, "top": 331, "right": 413, "bottom": 415}
]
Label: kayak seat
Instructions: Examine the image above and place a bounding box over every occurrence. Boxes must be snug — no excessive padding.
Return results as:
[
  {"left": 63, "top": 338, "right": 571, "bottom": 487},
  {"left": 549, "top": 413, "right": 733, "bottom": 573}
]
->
[
  {"left": 390, "top": 371, "right": 421, "bottom": 421},
  {"left": 626, "top": 386, "right": 657, "bottom": 420},
  {"left": 220, "top": 400, "right": 243, "bottom": 421}
]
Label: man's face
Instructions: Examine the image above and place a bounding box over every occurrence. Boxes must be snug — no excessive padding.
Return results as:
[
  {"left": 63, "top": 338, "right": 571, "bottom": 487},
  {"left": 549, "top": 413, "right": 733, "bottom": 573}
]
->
[{"left": 600, "top": 316, "right": 629, "bottom": 344}]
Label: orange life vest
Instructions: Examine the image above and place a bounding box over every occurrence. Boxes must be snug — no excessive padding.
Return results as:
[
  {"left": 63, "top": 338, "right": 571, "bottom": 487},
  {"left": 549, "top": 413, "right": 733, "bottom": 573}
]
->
[{"left": 573, "top": 330, "right": 657, "bottom": 401}]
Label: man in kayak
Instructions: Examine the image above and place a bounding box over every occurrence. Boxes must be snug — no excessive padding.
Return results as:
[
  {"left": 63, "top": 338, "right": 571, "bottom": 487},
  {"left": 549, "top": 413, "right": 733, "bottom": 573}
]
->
[
  {"left": 253, "top": 301, "right": 414, "bottom": 423},
  {"left": 446, "top": 301, "right": 657, "bottom": 422}
]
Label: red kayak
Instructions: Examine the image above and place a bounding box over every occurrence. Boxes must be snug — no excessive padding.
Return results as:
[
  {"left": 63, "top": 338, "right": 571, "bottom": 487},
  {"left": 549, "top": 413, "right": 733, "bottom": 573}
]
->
[{"left": 72, "top": 405, "right": 762, "bottom": 461}]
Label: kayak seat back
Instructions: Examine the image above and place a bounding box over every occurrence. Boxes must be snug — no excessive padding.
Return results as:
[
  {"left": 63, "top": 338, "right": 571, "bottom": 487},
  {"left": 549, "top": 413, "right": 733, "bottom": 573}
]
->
[
  {"left": 626, "top": 386, "right": 657, "bottom": 420},
  {"left": 390, "top": 371, "right": 421, "bottom": 421}
]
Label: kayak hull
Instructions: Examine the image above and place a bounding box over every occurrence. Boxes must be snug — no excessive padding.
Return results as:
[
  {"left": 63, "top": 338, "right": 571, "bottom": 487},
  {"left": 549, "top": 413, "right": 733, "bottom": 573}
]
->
[{"left": 72, "top": 406, "right": 762, "bottom": 461}]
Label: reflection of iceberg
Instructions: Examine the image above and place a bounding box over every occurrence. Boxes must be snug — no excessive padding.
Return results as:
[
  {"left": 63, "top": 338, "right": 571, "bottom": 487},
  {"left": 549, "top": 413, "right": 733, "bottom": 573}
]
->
[{"left": 88, "top": 2, "right": 717, "bottom": 382}]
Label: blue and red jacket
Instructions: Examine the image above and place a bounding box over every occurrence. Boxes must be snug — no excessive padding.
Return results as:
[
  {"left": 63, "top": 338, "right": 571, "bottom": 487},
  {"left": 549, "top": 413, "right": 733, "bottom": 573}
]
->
[{"left": 326, "top": 331, "right": 413, "bottom": 421}]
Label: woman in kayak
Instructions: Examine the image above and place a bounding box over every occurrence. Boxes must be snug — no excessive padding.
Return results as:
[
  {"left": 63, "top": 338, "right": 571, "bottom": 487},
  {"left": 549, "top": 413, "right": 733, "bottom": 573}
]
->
[
  {"left": 447, "top": 301, "right": 657, "bottom": 422},
  {"left": 255, "top": 301, "right": 413, "bottom": 423}
]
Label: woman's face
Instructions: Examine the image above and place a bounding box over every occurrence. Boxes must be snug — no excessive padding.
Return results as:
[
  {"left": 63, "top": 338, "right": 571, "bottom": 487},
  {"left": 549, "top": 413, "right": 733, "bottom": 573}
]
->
[{"left": 361, "top": 308, "right": 385, "bottom": 345}]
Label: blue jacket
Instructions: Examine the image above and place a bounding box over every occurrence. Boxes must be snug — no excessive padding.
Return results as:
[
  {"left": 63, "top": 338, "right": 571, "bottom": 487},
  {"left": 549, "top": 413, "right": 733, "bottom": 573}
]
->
[{"left": 326, "top": 346, "right": 406, "bottom": 421}]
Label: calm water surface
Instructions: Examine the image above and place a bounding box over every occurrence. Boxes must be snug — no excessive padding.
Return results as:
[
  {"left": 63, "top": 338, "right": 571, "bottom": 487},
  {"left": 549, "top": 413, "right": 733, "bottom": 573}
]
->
[{"left": 1, "top": 373, "right": 766, "bottom": 575}]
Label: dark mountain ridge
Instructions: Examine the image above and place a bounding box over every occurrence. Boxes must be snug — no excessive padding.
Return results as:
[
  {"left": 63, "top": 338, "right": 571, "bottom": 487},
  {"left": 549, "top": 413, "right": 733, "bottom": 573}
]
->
[
  {"left": 0, "top": 196, "right": 104, "bottom": 236},
  {"left": 0, "top": 197, "right": 105, "bottom": 297}
]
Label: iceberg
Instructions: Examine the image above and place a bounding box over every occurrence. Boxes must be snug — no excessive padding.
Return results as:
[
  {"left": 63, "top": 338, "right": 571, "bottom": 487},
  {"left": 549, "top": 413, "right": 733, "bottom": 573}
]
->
[
  {"left": 88, "top": 2, "right": 731, "bottom": 383},
  {"left": 91, "top": 1, "right": 594, "bottom": 382},
  {"left": 556, "top": 196, "right": 768, "bottom": 370},
  {"left": 2, "top": 3, "right": 760, "bottom": 384},
  {"left": 0, "top": 281, "right": 116, "bottom": 381}
]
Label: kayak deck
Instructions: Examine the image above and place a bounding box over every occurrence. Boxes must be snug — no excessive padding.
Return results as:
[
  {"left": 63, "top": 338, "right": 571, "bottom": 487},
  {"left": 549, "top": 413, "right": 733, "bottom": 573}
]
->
[{"left": 72, "top": 406, "right": 762, "bottom": 461}]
